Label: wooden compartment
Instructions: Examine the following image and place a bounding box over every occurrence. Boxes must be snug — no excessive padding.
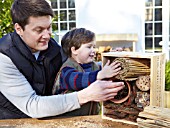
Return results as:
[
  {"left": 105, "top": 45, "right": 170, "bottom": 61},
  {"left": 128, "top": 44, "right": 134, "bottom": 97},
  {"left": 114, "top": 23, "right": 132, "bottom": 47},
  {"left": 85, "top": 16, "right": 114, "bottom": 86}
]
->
[{"left": 101, "top": 52, "right": 165, "bottom": 125}]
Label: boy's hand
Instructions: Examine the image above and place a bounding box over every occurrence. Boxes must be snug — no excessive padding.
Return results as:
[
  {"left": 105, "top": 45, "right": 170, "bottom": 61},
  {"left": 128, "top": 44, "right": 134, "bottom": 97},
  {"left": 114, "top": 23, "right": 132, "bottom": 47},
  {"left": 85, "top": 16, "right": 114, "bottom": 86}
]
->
[{"left": 97, "top": 60, "right": 121, "bottom": 80}]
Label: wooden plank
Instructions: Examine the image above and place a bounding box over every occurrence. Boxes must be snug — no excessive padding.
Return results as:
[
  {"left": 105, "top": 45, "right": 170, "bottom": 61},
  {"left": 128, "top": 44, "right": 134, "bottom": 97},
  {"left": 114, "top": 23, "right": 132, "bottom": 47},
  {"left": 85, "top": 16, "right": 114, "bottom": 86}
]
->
[
  {"left": 150, "top": 55, "right": 163, "bottom": 106},
  {"left": 137, "top": 118, "right": 168, "bottom": 128},
  {"left": 144, "top": 106, "right": 170, "bottom": 114},
  {"left": 102, "top": 52, "right": 164, "bottom": 59},
  {"left": 161, "top": 54, "right": 166, "bottom": 107},
  {"left": 138, "top": 122, "right": 167, "bottom": 128},
  {"left": 0, "top": 115, "right": 138, "bottom": 128},
  {"left": 96, "top": 33, "right": 138, "bottom": 42},
  {"left": 138, "top": 112, "right": 170, "bottom": 123},
  {"left": 102, "top": 115, "right": 138, "bottom": 126},
  {"left": 159, "top": 54, "right": 166, "bottom": 107},
  {"left": 139, "top": 106, "right": 170, "bottom": 122},
  {"left": 165, "top": 91, "right": 170, "bottom": 108},
  {"left": 137, "top": 106, "right": 170, "bottom": 127}
]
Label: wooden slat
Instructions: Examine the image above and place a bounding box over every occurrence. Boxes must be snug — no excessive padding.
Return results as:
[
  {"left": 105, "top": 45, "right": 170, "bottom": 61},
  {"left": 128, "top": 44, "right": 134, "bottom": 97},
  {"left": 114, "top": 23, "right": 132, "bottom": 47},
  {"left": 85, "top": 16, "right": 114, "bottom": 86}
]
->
[
  {"left": 139, "top": 106, "right": 170, "bottom": 122},
  {"left": 96, "top": 34, "right": 138, "bottom": 42},
  {"left": 137, "top": 106, "right": 170, "bottom": 128}
]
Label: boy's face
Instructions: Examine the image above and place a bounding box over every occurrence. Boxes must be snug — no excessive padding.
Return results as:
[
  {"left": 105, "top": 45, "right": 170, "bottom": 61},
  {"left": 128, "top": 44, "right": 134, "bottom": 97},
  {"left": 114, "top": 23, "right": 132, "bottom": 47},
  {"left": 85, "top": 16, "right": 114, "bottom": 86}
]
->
[
  {"left": 73, "top": 40, "right": 96, "bottom": 64},
  {"left": 15, "top": 15, "right": 52, "bottom": 53}
]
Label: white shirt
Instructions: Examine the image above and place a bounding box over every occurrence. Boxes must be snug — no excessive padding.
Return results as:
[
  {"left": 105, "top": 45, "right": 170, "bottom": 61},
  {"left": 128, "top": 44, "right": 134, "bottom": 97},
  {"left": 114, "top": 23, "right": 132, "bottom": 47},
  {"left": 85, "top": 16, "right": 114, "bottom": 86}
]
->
[{"left": 32, "top": 51, "right": 40, "bottom": 60}]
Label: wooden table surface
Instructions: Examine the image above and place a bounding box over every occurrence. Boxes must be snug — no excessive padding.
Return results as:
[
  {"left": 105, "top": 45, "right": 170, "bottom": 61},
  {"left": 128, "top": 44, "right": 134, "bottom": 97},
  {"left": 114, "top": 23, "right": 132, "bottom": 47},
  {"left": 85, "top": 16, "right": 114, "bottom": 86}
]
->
[{"left": 0, "top": 115, "right": 138, "bottom": 128}]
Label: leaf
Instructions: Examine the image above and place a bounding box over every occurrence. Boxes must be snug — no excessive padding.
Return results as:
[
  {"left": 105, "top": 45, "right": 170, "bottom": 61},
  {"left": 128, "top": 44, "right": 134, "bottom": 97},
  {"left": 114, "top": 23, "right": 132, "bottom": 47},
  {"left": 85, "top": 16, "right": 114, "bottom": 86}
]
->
[
  {"left": 165, "top": 61, "right": 170, "bottom": 91},
  {"left": 0, "top": 0, "right": 13, "bottom": 37}
]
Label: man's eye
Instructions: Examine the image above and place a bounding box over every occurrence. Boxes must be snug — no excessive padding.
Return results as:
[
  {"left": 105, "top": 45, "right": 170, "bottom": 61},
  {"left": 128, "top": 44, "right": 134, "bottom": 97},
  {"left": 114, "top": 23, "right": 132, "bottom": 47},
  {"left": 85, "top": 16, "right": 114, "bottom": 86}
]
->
[
  {"left": 47, "top": 26, "right": 52, "bottom": 31},
  {"left": 36, "top": 29, "right": 43, "bottom": 33}
]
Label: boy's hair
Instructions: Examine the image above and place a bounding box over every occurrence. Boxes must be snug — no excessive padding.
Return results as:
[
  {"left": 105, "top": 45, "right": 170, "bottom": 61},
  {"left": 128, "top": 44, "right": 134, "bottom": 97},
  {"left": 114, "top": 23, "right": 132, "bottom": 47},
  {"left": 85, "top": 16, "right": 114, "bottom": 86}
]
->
[
  {"left": 11, "top": 0, "right": 54, "bottom": 30},
  {"left": 61, "top": 28, "right": 95, "bottom": 57}
]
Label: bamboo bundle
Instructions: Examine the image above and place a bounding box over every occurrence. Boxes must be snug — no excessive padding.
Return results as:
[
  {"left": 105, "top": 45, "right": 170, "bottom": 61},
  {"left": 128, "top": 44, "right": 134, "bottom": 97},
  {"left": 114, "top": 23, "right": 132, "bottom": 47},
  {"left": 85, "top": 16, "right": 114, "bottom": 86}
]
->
[{"left": 113, "top": 58, "right": 150, "bottom": 81}]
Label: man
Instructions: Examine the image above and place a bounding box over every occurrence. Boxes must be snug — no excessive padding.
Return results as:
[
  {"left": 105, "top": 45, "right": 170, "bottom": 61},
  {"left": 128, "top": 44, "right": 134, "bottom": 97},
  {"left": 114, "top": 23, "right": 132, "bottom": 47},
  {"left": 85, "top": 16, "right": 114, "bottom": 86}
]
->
[{"left": 0, "top": 0, "right": 124, "bottom": 119}]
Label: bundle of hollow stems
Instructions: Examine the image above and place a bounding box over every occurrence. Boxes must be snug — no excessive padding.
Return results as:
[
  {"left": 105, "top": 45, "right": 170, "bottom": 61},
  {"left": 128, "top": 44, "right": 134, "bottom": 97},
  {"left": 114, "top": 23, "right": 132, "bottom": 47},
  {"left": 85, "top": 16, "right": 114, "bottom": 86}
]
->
[{"left": 113, "top": 58, "right": 150, "bottom": 81}]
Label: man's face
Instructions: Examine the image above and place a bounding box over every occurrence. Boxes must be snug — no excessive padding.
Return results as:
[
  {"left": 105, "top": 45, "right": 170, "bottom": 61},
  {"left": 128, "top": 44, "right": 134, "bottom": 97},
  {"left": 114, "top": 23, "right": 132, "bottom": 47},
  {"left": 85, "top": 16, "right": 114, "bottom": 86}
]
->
[{"left": 15, "top": 15, "right": 52, "bottom": 52}]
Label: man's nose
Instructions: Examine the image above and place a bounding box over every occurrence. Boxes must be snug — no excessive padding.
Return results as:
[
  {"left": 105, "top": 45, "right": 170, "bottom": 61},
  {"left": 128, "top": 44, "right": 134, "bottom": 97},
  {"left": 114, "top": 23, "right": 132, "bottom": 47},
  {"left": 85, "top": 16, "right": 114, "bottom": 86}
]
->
[{"left": 42, "top": 30, "right": 51, "bottom": 38}]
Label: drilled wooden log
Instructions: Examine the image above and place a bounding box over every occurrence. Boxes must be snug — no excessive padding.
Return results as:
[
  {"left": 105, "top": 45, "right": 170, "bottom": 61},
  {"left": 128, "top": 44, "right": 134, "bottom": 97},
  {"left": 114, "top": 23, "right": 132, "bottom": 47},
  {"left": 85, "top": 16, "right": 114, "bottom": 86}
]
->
[{"left": 136, "top": 75, "right": 150, "bottom": 91}]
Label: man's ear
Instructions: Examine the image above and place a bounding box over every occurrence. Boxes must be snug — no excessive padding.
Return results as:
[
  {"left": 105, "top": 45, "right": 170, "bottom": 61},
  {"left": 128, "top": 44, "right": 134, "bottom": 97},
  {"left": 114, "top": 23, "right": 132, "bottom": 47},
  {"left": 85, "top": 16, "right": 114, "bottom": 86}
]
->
[
  {"left": 14, "top": 23, "right": 23, "bottom": 36},
  {"left": 71, "top": 46, "right": 78, "bottom": 56}
]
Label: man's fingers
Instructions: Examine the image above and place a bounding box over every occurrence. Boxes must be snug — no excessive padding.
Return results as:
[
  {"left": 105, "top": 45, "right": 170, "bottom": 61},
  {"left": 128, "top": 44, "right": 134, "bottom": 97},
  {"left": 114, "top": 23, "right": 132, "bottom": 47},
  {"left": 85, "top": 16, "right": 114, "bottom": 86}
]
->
[
  {"left": 105, "top": 81, "right": 125, "bottom": 88},
  {"left": 101, "top": 82, "right": 125, "bottom": 101}
]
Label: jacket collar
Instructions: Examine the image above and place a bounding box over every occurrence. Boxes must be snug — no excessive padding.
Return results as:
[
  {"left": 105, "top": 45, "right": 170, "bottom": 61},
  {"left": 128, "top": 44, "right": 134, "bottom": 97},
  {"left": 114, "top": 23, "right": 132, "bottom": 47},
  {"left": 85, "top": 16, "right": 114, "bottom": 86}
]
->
[
  {"left": 11, "top": 31, "right": 36, "bottom": 61},
  {"left": 11, "top": 31, "right": 61, "bottom": 62}
]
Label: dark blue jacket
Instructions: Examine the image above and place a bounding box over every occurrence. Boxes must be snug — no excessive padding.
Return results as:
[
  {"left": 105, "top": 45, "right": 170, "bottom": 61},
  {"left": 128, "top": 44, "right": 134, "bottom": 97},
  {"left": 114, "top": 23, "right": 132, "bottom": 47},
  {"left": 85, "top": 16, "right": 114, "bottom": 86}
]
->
[{"left": 0, "top": 31, "right": 62, "bottom": 119}]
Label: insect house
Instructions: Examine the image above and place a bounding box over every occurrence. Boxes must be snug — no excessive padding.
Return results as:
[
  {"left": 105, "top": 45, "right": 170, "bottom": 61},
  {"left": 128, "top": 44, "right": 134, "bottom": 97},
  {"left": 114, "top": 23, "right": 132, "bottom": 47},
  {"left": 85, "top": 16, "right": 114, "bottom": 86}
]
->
[{"left": 101, "top": 52, "right": 165, "bottom": 125}]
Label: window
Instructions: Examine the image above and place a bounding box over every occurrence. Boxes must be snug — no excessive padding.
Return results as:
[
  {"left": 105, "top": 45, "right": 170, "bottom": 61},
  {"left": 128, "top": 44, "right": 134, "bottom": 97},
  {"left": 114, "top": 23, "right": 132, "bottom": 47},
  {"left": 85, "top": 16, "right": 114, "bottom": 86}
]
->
[
  {"left": 145, "top": 0, "right": 162, "bottom": 53},
  {"left": 51, "top": 0, "right": 76, "bottom": 44}
]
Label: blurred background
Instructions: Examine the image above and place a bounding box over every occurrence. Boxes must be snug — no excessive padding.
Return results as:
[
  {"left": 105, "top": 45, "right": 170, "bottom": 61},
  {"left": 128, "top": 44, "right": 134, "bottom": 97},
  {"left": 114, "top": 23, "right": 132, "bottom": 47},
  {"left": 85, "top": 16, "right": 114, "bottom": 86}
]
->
[{"left": 1, "top": 0, "right": 170, "bottom": 60}]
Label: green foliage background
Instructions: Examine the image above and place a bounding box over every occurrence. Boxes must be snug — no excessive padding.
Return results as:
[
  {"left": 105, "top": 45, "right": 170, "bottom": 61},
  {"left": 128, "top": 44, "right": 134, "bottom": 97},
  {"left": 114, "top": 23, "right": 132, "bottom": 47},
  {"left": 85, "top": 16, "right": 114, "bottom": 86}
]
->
[
  {"left": 0, "top": 0, "right": 58, "bottom": 38},
  {"left": 165, "top": 61, "right": 170, "bottom": 91},
  {"left": 0, "top": 0, "right": 13, "bottom": 38}
]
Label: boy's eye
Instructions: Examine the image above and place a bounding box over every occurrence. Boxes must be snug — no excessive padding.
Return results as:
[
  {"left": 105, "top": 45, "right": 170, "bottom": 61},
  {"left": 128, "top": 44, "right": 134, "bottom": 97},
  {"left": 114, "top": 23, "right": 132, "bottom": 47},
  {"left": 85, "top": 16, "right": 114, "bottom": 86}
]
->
[{"left": 87, "top": 46, "right": 92, "bottom": 48}]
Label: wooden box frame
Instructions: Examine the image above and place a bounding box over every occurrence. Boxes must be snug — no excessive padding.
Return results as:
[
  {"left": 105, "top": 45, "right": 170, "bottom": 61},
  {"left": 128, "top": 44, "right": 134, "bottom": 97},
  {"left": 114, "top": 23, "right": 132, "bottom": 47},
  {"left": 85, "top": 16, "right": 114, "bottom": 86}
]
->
[{"left": 101, "top": 52, "right": 165, "bottom": 125}]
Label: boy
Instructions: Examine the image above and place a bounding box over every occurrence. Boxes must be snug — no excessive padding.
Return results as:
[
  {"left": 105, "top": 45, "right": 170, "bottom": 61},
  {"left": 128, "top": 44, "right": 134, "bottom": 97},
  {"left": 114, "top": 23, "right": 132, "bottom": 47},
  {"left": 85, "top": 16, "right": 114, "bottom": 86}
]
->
[{"left": 53, "top": 28, "right": 121, "bottom": 116}]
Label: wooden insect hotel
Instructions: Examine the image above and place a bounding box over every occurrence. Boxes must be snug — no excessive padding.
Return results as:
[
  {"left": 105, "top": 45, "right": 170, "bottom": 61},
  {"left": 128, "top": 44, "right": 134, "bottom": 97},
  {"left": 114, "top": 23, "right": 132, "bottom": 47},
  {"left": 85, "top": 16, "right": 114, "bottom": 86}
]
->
[{"left": 101, "top": 52, "right": 165, "bottom": 125}]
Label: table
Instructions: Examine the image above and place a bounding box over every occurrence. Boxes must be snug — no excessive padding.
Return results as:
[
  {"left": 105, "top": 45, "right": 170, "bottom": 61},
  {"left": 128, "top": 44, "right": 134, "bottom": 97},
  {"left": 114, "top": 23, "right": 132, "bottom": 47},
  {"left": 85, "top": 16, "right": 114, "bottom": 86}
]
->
[{"left": 0, "top": 115, "right": 138, "bottom": 128}]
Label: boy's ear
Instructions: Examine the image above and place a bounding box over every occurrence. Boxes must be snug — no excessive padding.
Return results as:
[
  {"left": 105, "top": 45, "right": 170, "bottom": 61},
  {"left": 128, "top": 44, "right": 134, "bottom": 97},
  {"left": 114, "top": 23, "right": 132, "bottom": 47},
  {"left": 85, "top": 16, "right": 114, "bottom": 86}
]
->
[
  {"left": 71, "top": 46, "right": 78, "bottom": 55},
  {"left": 14, "top": 23, "right": 24, "bottom": 36}
]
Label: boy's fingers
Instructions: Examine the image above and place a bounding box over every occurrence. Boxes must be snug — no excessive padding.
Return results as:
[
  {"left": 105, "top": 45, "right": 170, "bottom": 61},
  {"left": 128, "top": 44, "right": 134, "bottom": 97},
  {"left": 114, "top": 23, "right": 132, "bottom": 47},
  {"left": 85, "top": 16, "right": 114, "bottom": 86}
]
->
[{"left": 104, "top": 60, "right": 110, "bottom": 66}]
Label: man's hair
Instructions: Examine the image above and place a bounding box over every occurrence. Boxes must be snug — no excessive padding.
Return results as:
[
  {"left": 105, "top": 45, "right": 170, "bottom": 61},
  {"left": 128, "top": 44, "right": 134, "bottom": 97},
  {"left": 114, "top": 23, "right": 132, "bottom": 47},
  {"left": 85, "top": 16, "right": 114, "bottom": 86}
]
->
[
  {"left": 11, "top": 0, "right": 54, "bottom": 30},
  {"left": 61, "top": 28, "right": 95, "bottom": 57}
]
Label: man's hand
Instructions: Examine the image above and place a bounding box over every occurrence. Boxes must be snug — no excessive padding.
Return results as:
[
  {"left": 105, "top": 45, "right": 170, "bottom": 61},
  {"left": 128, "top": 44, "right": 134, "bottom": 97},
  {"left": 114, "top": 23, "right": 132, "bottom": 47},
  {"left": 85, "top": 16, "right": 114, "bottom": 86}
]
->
[{"left": 77, "top": 80, "right": 124, "bottom": 105}]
